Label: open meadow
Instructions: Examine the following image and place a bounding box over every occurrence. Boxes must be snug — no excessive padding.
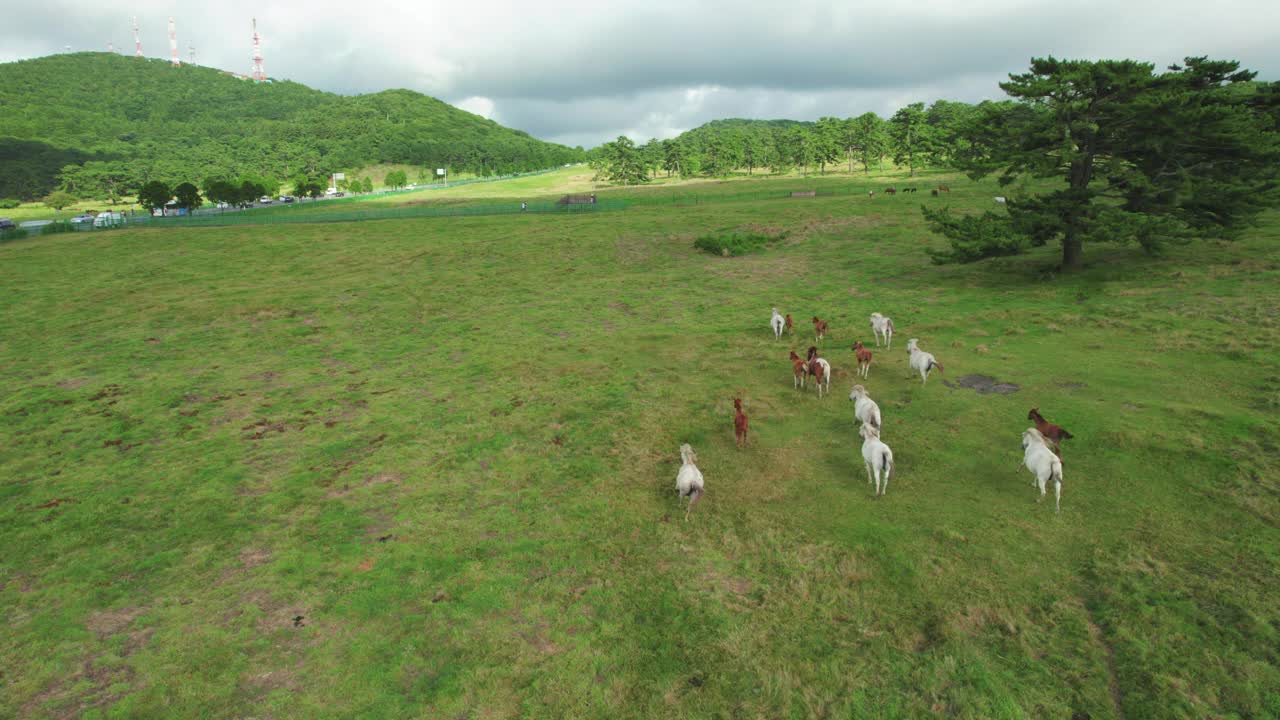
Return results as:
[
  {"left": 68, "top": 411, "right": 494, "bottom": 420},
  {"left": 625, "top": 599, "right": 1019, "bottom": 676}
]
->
[{"left": 2, "top": 171, "right": 1278, "bottom": 719}]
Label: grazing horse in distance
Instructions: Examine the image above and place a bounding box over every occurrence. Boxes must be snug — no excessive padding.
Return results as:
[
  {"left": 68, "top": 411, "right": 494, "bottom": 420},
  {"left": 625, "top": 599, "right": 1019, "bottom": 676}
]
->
[
  {"left": 938, "top": 184, "right": 950, "bottom": 193},
  {"left": 785, "top": 314, "right": 794, "bottom": 335},
  {"left": 733, "top": 398, "right": 749, "bottom": 448},
  {"left": 884, "top": 187, "right": 897, "bottom": 195},
  {"left": 771, "top": 308, "right": 785, "bottom": 340}
]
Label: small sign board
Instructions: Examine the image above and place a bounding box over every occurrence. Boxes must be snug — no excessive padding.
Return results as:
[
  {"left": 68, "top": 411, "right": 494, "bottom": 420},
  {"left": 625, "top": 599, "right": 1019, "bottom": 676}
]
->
[
  {"left": 333, "top": 172, "right": 345, "bottom": 180},
  {"left": 436, "top": 168, "right": 446, "bottom": 176}
]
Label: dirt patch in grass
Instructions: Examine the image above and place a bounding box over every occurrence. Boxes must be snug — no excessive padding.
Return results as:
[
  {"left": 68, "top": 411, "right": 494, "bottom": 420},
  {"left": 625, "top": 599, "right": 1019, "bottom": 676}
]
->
[
  {"left": 56, "top": 377, "right": 90, "bottom": 390},
  {"left": 943, "top": 374, "right": 1021, "bottom": 395},
  {"left": 327, "top": 471, "right": 405, "bottom": 498},
  {"left": 239, "top": 547, "right": 272, "bottom": 569},
  {"left": 86, "top": 607, "right": 145, "bottom": 638}
]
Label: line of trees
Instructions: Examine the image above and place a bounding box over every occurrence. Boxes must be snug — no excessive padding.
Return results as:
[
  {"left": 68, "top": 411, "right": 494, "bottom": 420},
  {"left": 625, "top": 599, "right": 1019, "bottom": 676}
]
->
[
  {"left": 589, "top": 102, "right": 980, "bottom": 183},
  {"left": 588, "top": 58, "right": 1278, "bottom": 271},
  {"left": 137, "top": 180, "right": 202, "bottom": 214}
]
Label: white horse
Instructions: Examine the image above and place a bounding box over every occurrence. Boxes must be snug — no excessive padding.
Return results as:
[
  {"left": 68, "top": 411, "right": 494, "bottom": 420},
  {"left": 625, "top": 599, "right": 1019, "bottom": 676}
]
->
[
  {"left": 869, "top": 313, "right": 894, "bottom": 349},
  {"left": 770, "top": 308, "right": 785, "bottom": 340},
  {"left": 860, "top": 425, "right": 894, "bottom": 496},
  {"left": 676, "top": 443, "right": 705, "bottom": 520},
  {"left": 848, "top": 384, "right": 882, "bottom": 432},
  {"left": 905, "top": 338, "right": 944, "bottom": 386},
  {"left": 1022, "top": 429, "right": 1063, "bottom": 513}
]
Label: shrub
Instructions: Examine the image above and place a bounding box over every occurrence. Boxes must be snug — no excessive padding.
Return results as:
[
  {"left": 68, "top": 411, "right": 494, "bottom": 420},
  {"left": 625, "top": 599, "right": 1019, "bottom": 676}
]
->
[
  {"left": 0, "top": 227, "right": 30, "bottom": 242},
  {"left": 694, "top": 230, "right": 788, "bottom": 257},
  {"left": 0, "top": 198, "right": 20, "bottom": 209},
  {"left": 40, "top": 221, "right": 76, "bottom": 235}
]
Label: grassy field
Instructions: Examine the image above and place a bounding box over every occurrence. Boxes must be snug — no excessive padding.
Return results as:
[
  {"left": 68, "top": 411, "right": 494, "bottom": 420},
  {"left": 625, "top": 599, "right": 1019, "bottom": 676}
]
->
[{"left": 2, "top": 173, "right": 1278, "bottom": 719}]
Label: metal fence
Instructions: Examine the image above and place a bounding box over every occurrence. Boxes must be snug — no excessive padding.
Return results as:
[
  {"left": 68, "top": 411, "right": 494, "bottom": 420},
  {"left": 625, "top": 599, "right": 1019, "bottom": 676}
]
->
[{"left": 133, "top": 198, "right": 627, "bottom": 229}]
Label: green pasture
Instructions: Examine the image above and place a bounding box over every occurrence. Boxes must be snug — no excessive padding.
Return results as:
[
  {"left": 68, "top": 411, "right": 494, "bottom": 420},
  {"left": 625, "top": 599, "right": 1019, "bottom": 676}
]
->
[{"left": 2, "top": 172, "right": 1277, "bottom": 719}]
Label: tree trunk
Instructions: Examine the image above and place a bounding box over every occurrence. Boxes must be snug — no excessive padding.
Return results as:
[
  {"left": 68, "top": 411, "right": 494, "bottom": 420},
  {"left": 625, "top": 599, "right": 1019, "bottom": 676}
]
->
[{"left": 1062, "top": 232, "right": 1083, "bottom": 270}]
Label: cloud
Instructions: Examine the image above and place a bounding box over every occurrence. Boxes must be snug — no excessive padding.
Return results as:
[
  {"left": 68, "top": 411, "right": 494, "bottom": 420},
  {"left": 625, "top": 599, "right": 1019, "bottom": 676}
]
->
[{"left": 3, "top": 0, "right": 1277, "bottom": 147}]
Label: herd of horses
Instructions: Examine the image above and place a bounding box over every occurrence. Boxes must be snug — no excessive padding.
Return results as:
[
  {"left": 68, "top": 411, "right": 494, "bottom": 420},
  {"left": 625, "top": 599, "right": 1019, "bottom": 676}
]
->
[
  {"left": 873, "top": 184, "right": 951, "bottom": 197},
  {"left": 675, "top": 306, "right": 1073, "bottom": 519}
]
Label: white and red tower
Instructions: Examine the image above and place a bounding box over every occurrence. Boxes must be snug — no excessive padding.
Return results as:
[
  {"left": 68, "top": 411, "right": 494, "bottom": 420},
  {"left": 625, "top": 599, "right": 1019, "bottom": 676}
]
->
[
  {"left": 169, "top": 17, "right": 179, "bottom": 66},
  {"left": 133, "top": 17, "right": 142, "bottom": 57},
  {"left": 251, "top": 18, "right": 265, "bottom": 81}
]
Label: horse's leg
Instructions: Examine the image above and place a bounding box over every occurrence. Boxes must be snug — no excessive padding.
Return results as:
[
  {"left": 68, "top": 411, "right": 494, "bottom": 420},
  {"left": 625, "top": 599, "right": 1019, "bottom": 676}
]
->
[
  {"left": 865, "top": 461, "right": 874, "bottom": 486},
  {"left": 1054, "top": 479, "right": 1061, "bottom": 513}
]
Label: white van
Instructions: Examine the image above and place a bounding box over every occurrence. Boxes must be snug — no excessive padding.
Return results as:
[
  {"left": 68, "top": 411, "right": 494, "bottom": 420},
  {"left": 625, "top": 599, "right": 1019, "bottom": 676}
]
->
[{"left": 94, "top": 212, "right": 126, "bottom": 228}]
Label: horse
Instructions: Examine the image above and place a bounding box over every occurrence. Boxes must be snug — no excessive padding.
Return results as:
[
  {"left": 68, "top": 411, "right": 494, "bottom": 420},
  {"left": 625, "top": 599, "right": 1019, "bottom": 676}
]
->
[{"left": 852, "top": 341, "right": 872, "bottom": 378}]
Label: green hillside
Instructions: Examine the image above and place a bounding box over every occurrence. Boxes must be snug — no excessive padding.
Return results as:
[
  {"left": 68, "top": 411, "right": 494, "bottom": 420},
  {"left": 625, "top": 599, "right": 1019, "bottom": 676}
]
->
[{"left": 0, "top": 53, "right": 583, "bottom": 201}]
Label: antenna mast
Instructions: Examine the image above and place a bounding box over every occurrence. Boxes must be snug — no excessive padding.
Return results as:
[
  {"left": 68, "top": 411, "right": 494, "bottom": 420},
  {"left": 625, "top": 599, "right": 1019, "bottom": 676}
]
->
[
  {"left": 133, "top": 17, "right": 142, "bottom": 57},
  {"left": 251, "top": 18, "right": 265, "bottom": 81},
  {"left": 169, "top": 17, "right": 180, "bottom": 66}
]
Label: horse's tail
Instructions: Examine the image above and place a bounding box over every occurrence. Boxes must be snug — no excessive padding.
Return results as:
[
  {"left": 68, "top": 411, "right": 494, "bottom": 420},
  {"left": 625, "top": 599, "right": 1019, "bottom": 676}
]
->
[
  {"left": 882, "top": 451, "right": 893, "bottom": 478},
  {"left": 886, "top": 318, "right": 894, "bottom": 332},
  {"left": 872, "top": 406, "right": 882, "bottom": 430},
  {"left": 1060, "top": 427, "right": 1073, "bottom": 440},
  {"left": 930, "top": 360, "right": 944, "bottom": 373}
]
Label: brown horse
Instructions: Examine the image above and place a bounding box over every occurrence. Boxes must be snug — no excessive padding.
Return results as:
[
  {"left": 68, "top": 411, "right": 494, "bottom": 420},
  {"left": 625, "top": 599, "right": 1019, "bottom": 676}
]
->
[
  {"left": 790, "top": 351, "right": 809, "bottom": 389},
  {"left": 938, "top": 184, "right": 951, "bottom": 193},
  {"left": 733, "top": 398, "right": 749, "bottom": 448},
  {"left": 812, "top": 316, "right": 829, "bottom": 342},
  {"left": 1028, "top": 408, "right": 1072, "bottom": 457},
  {"left": 852, "top": 341, "right": 873, "bottom": 378}
]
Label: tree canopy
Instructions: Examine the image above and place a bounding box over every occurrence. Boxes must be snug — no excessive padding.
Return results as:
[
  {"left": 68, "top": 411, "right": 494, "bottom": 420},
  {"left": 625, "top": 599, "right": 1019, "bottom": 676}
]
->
[
  {"left": 593, "top": 137, "right": 649, "bottom": 185},
  {"left": 137, "top": 181, "right": 171, "bottom": 213},
  {"left": 925, "top": 57, "right": 1280, "bottom": 269}
]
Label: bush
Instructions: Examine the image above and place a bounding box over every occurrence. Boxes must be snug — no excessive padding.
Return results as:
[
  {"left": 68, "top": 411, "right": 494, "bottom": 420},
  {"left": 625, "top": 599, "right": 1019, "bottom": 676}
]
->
[
  {"left": 694, "top": 231, "right": 788, "bottom": 257},
  {"left": 40, "top": 220, "right": 76, "bottom": 235},
  {"left": 44, "top": 190, "right": 77, "bottom": 210},
  {"left": 0, "top": 226, "right": 29, "bottom": 242},
  {"left": 0, "top": 198, "right": 20, "bottom": 209}
]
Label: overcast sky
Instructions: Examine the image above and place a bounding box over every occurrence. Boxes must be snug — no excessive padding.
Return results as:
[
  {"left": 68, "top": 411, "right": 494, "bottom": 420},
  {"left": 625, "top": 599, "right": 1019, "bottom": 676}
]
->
[{"left": 4, "top": 1, "right": 1277, "bottom": 148}]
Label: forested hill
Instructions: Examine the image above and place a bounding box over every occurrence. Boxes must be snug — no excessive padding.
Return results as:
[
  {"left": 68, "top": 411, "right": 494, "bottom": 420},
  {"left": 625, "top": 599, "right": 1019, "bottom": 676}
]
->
[{"left": 0, "top": 52, "right": 583, "bottom": 200}]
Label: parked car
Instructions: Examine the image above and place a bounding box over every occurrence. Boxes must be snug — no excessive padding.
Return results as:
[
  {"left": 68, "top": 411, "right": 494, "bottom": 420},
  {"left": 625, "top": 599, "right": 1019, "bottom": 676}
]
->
[
  {"left": 215, "top": 202, "right": 230, "bottom": 209},
  {"left": 259, "top": 196, "right": 273, "bottom": 204},
  {"left": 0, "top": 218, "right": 16, "bottom": 231},
  {"left": 280, "top": 195, "right": 296, "bottom": 203}
]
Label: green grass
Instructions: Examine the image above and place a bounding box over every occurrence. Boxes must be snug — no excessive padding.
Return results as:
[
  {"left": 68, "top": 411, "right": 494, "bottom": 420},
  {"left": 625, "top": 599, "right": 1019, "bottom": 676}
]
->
[{"left": 2, "top": 171, "right": 1278, "bottom": 719}]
